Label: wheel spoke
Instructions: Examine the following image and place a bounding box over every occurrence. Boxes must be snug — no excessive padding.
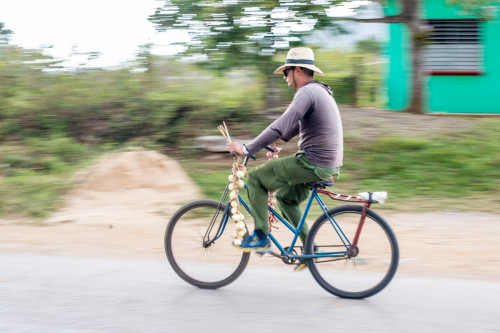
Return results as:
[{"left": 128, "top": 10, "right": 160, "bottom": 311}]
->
[
  {"left": 165, "top": 200, "right": 250, "bottom": 289},
  {"left": 307, "top": 205, "right": 399, "bottom": 299}
]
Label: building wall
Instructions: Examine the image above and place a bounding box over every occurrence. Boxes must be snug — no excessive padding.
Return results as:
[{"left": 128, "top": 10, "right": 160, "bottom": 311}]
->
[
  {"left": 385, "top": 0, "right": 500, "bottom": 113},
  {"left": 385, "top": 0, "right": 411, "bottom": 111}
]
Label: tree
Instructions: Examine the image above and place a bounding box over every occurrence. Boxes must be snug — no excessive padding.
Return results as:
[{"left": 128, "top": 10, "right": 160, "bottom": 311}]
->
[
  {"left": 0, "top": 22, "right": 13, "bottom": 45},
  {"left": 149, "top": 0, "right": 346, "bottom": 112},
  {"left": 448, "top": 0, "right": 499, "bottom": 19},
  {"left": 149, "top": 0, "right": 346, "bottom": 72},
  {"left": 355, "top": 37, "right": 381, "bottom": 54}
]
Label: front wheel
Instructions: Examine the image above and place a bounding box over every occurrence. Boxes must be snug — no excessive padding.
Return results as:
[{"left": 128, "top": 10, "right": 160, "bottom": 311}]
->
[
  {"left": 306, "top": 205, "right": 399, "bottom": 299},
  {"left": 165, "top": 199, "right": 250, "bottom": 289}
]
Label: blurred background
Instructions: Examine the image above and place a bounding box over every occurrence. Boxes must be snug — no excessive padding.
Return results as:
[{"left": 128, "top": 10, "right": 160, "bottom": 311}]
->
[
  {"left": 0, "top": 0, "right": 499, "bottom": 219},
  {"left": 2, "top": 3, "right": 500, "bottom": 331}
]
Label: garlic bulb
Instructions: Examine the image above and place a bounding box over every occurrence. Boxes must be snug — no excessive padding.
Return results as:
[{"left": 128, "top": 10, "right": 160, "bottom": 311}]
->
[
  {"left": 229, "top": 190, "right": 238, "bottom": 200},
  {"left": 266, "top": 145, "right": 280, "bottom": 231},
  {"left": 226, "top": 160, "right": 249, "bottom": 242}
]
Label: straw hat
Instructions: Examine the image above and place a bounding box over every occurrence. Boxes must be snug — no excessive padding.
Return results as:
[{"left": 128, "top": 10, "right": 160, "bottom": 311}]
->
[{"left": 274, "top": 47, "right": 324, "bottom": 76}]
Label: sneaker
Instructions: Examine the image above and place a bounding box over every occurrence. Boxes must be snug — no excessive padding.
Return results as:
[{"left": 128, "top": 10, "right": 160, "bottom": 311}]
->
[
  {"left": 233, "top": 231, "right": 271, "bottom": 253},
  {"left": 294, "top": 262, "right": 307, "bottom": 272},
  {"left": 294, "top": 245, "right": 321, "bottom": 272}
]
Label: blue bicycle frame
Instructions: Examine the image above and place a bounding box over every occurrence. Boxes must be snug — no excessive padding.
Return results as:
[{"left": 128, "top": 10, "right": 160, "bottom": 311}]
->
[{"left": 213, "top": 184, "right": 354, "bottom": 262}]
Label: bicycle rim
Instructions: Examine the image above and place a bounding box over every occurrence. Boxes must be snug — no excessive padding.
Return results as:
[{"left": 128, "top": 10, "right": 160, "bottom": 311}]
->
[
  {"left": 165, "top": 199, "right": 250, "bottom": 289},
  {"left": 307, "top": 205, "right": 399, "bottom": 299}
]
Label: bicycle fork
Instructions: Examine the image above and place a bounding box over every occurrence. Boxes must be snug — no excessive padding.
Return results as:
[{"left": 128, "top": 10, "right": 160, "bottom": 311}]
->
[{"left": 203, "top": 200, "right": 230, "bottom": 248}]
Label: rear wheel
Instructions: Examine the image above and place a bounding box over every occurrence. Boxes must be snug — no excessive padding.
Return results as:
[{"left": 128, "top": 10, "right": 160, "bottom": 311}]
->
[
  {"left": 306, "top": 205, "right": 398, "bottom": 299},
  {"left": 165, "top": 199, "right": 250, "bottom": 289}
]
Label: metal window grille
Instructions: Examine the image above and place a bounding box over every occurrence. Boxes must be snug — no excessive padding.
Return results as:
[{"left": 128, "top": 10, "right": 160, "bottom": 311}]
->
[{"left": 423, "top": 19, "right": 483, "bottom": 75}]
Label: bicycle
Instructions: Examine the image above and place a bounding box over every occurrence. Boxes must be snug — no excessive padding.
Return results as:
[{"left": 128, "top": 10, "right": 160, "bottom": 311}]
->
[{"left": 165, "top": 148, "right": 399, "bottom": 299}]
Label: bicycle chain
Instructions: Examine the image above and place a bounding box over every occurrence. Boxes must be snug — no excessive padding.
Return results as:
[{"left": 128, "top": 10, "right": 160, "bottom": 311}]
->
[
  {"left": 314, "top": 257, "right": 349, "bottom": 263},
  {"left": 265, "top": 250, "right": 348, "bottom": 264}
]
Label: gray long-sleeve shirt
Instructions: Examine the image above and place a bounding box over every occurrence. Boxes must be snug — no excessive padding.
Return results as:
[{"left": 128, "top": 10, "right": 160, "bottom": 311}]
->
[{"left": 245, "top": 80, "right": 343, "bottom": 169}]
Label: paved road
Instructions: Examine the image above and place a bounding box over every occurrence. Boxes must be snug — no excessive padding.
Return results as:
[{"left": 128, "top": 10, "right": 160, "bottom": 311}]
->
[{"left": 1, "top": 253, "right": 499, "bottom": 332}]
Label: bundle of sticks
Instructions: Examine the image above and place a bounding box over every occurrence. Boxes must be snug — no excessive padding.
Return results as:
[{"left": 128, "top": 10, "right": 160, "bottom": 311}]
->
[{"left": 218, "top": 121, "right": 232, "bottom": 143}]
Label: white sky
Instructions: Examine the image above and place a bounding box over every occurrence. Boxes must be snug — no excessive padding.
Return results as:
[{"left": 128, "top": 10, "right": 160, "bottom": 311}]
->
[
  {"left": 0, "top": 0, "right": 370, "bottom": 68},
  {"left": 0, "top": 0, "right": 187, "bottom": 68}
]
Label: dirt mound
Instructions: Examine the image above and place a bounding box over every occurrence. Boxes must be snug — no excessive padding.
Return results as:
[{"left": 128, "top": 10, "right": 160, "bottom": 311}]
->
[
  {"left": 74, "top": 149, "right": 195, "bottom": 192},
  {"left": 45, "top": 148, "right": 200, "bottom": 226}
]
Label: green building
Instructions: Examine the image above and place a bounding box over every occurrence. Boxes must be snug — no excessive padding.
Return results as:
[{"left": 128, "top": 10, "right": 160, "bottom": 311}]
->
[{"left": 384, "top": 0, "right": 500, "bottom": 114}]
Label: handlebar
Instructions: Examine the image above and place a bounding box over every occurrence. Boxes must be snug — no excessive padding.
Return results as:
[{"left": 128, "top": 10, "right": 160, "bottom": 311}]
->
[
  {"left": 239, "top": 146, "right": 277, "bottom": 166},
  {"left": 249, "top": 145, "right": 276, "bottom": 160}
]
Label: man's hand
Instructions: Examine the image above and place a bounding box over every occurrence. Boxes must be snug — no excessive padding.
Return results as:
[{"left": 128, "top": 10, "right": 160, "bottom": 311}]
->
[{"left": 227, "top": 142, "right": 245, "bottom": 155}]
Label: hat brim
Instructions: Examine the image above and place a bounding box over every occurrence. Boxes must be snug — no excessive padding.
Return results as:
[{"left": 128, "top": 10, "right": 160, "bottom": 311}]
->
[{"left": 274, "top": 63, "right": 324, "bottom": 76}]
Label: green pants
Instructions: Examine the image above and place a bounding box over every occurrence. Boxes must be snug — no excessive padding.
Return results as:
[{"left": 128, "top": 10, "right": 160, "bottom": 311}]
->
[{"left": 246, "top": 152, "right": 338, "bottom": 244}]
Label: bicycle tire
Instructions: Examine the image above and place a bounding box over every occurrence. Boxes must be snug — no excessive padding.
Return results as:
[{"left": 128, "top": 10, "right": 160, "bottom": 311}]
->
[
  {"left": 165, "top": 199, "right": 250, "bottom": 289},
  {"left": 306, "top": 205, "right": 399, "bottom": 299}
]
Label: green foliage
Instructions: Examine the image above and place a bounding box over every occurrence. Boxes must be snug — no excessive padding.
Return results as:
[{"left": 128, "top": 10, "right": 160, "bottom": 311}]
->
[
  {"left": 327, "top": 75, "right": 357, "bottom": 105},
  {"left": 0, "top": 21, "right": 12, "bottom": 44},
  {"left": 317, "top": 50, "right": 384, "bottom": 107},
  {"left": 446, "top": 0, "right": 500, "bottom": 20},
  {"left": 0, "top": 44, "right": 266, "bottom": 218},
  {"left": 0, "top": 136, "right": 97, "bottom": 218},
  {"left": 149, "top": 0, "right": 346, "bottom": 73},
  {"left": 0, "top": 48, "right": 263, "bottom": 146},
  {"left": 2, "top": 39, "right": 498, "bottom": 218},
  {"left": 344, "top": 119, "right": 500, "bottom": 200},
  {"left": 355, "top": 37, "right": 382, "bottom": 54}
]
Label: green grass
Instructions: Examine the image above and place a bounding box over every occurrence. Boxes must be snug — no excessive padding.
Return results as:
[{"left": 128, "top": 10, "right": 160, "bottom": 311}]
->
[
  {"left": 0, "top": 136, "right": 101, "bottom": 219},
  {"left": 351, "top": 119, "right": 500, "bottom": 198},
  {"left": 183, "top": 166, "right": 232, "bottom": 202}
]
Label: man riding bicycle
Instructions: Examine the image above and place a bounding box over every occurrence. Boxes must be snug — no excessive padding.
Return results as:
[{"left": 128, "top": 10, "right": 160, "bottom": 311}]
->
[{"left": 227, "top": 47, "right": 344, "bottom": 257}]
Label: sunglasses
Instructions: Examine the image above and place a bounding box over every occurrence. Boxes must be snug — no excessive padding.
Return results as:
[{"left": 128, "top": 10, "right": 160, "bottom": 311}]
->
[{"left": 283, "top": 67, "right": 295, "bottom": 77}]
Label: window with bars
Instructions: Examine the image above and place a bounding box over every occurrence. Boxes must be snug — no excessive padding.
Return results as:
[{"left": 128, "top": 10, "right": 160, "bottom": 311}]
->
[{"left": 423, "top": 19, "right": 483, "bottom": 75}]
